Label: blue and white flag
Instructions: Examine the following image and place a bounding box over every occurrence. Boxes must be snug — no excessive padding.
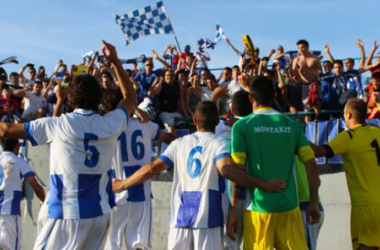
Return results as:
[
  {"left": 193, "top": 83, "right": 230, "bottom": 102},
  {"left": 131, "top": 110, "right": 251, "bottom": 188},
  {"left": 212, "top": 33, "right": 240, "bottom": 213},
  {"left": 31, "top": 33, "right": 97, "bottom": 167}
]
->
[
  {"left": 82, "top": 50, "right": 94, "bottom": 61},
  {"left": 197, "top": 38, "right": 216, "bottom": 50},
  {"left": 114, "top": 1, "right": 174, "bottom": 45},
  {"left": 215, "top": 23, "right": 226, "bottom": 43}
]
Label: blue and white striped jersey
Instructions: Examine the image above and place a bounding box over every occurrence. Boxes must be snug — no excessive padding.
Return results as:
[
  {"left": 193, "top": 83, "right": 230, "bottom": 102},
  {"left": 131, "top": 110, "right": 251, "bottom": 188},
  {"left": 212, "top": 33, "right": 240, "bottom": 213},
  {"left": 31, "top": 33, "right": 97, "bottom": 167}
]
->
[
  {"left": 111, "top": 118, "right": 159, "bottom": 204},
  {"left": 0, "top": 151, "right": 35, "bottom": 215},
  {"left": 159, "top": 131, "right": 230, "bottom": 229},
  {"left": 24, "top": 108, "right": 128, "bottom": 219}
]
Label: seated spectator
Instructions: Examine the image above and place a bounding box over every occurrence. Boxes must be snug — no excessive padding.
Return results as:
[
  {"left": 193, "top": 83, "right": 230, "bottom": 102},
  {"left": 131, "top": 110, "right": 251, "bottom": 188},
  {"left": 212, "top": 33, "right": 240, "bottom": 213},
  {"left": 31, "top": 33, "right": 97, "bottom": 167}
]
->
[
  {"left": 156, "top": 70, "right": 182, "bottom": 134},
  {"left": 13, "top": 80, "right": 47, "bottom": 121}
]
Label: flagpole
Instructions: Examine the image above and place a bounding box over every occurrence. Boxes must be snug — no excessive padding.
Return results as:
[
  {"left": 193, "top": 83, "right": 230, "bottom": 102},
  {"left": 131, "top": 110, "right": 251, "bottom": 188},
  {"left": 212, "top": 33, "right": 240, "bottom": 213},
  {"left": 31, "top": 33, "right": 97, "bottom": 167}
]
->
[{"left": 161, "top": 1, "right": 182, "bottom": 54}]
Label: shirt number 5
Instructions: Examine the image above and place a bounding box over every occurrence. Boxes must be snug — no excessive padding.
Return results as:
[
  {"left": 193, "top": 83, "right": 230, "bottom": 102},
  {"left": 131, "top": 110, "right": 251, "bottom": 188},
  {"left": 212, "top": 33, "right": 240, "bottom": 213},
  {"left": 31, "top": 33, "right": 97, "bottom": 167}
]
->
[{"left": 84, "top": 133, "right": 99, "bottom": 168}]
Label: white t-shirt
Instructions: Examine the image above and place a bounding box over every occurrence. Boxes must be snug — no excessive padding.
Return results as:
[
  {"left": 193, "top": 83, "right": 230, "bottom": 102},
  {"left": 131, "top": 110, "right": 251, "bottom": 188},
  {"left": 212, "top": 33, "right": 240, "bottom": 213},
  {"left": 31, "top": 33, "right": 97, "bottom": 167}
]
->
[
  {"left": 112, "top": 118, "right": 159, "bottom": 205},
  {"left": 159, "top": 131, "right": 230, "bottom": 229},
  {"left": 0, "top": 151, "right": 35, "bottom": 215},
  {"left": 23, "top": 91, "right": 47, "bottom": 121},
  {"left": 24, "top": 108, "right": 128, "bottom": 219}
]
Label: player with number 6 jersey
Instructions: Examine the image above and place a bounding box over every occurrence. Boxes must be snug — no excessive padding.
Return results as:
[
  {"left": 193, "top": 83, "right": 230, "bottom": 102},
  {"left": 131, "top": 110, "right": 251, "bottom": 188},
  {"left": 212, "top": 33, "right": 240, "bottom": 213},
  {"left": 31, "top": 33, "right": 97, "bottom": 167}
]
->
[{"left": 112, "top": 101, "right": 287, "bottom": 250}]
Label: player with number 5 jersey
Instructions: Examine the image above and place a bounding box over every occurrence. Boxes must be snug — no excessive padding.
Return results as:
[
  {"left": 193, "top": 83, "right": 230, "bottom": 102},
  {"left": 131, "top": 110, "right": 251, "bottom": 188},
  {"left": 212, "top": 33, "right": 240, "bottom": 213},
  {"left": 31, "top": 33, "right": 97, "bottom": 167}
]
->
[
  {"left": 0, "top": 40, "right": 136, "bottom": 249},
  {"left": 112, "top": 101, "right": 287, "bottom": 250}
]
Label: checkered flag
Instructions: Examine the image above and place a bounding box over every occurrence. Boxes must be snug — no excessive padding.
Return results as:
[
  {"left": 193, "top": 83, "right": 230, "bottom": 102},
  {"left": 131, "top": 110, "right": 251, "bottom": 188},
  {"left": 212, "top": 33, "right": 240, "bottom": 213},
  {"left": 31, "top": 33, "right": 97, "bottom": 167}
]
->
[{"left": 115, "top": 1, "right": 174, "bottom": 45}]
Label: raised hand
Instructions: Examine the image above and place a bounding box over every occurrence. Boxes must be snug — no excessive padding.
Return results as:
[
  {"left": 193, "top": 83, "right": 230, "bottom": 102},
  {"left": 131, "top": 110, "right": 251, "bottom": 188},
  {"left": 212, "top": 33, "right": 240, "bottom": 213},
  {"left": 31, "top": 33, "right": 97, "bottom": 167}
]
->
[
  {"left": 357, "top": 39, "right": 364, "bottom": 48},
  {"left": 101, "top": 40, "right": 118, "bottom": 64},
  {"left": 324, "top": 44, "right": 330, "bottom": 52}
]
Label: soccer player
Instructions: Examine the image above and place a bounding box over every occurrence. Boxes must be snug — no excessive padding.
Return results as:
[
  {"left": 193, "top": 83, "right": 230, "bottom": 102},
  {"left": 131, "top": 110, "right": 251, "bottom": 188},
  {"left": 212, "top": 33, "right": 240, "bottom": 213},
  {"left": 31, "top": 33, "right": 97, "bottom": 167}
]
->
[
  {"left": 102, "top": 88, "right": 176, "bottom": 250},
  {"left": 0, "top": 40, "right": 136, "bottom": 249},
  {"left": 231, "top": 76, "right": 321, "bottom": 250},
  {"left": 113, "top": 101, "right": 287, "bottom": 250},
  {"left": 0, "top": 138, "right": 45, "bottom": 250},
  {"left": 312, "top": 98, "right": 380, "bottom": 250}
]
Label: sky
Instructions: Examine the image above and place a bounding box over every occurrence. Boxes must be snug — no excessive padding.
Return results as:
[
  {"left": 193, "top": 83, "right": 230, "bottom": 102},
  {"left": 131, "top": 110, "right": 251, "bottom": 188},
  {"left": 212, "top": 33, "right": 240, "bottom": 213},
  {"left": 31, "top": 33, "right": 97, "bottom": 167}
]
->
[{"left": 0, "top": 0, "right": 379, "bottom": 75}]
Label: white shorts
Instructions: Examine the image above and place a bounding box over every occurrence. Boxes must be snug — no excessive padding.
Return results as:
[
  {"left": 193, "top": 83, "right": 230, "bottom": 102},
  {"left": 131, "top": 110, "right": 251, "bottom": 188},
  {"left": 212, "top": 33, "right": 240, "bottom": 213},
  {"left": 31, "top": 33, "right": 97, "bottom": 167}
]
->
[
  {"left": 0, "top": 214, "right": 21, "bottom": 250},
  {"left": 300, "top": 202, "right": 325, "bottom": 250},
  {"left": 104, "top": 200, "right": 152, "bottom": 250},
  {"left": 158, "top": 112, "right": 183, "bottom": 127},
  {"left": 168, "top": 227, "right": 223, "bottom": 250},
  {"left": 33, "top": 214, "right": 109, "bottom": 250}
]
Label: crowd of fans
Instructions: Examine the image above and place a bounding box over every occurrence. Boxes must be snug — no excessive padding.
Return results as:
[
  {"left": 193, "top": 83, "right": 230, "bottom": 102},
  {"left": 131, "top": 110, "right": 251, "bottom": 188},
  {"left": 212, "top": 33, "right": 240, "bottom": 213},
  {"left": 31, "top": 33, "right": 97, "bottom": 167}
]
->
[{"left": 1, "top": 38, "right": 380, "bottom": 129}]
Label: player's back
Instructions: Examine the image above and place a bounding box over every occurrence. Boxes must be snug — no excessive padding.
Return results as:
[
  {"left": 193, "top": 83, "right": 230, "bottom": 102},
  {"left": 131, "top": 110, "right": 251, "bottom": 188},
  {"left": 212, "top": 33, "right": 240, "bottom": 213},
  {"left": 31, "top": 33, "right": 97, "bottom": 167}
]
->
[
  {"left": 232, "top": 109, "right": 308, "bottom": 213},
  {"left": 340, "top": 125, "right": 380, "bottom": 205},
  {"left": 163, "top": 131, "right": 230, "bottom": 229},
  {"left": 0, "top": 152, "right": 33, "bottom": 215},
  {"left": 112, "top": 117, "right": 159, "bottom": 204},
  {"left": 26, "top": 108, "right": 127, "bottom": 219}
]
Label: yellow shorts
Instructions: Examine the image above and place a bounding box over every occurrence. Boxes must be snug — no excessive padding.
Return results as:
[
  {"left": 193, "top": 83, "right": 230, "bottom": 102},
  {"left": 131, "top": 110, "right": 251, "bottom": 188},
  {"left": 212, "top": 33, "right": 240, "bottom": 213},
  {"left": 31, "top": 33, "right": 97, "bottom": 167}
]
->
[
  {"left": 351, "top": 204, "right": 380, "bottom": 250},
  {"left": 243, "top": 207, "right": 308, "bottom": 250}
]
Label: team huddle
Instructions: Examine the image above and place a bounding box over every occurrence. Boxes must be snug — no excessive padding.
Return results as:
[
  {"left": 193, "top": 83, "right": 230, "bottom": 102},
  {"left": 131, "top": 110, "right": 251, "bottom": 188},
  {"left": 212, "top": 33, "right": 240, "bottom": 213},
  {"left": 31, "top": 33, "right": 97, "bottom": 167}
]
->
[{"left": 0, "top": 41, "right": 379, "bottom": 250}]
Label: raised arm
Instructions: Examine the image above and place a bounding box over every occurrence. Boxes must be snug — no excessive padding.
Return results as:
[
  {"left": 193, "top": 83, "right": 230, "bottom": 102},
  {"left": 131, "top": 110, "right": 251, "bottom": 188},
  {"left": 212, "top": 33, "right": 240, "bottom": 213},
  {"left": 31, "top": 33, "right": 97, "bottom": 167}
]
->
[
  {"left": 101, "top": 40, "right": 136, "bottom": 116},
  {"left": 152, "top": 49, "right": 170, "bottom": 69},
  {"left": 366, "top": 41, "right": 378, "bottom": 66},
  {"left": 324, "top": 44, "right": 334, "bottom": 63},
  {"left": 18, "top": 63, "right": 31, "bottom": 84},
  {"left": 225, "top": 37, "right": 244, "bottom": 57},
  {"left": 357, "top": 39, "right": 366, "bottom": 70}
]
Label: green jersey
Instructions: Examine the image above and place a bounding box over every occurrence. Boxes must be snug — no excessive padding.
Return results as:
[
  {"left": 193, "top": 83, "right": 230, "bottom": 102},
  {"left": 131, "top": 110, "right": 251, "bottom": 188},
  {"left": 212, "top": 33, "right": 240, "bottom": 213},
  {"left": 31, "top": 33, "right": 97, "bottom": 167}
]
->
[{"left": 231, "top": 108, "right": 314, "bottom": 213}]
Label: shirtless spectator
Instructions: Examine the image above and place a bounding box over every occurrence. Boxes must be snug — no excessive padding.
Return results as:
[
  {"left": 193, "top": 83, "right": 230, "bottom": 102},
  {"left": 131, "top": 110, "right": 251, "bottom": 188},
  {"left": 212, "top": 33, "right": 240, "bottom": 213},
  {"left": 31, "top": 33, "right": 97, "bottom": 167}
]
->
[{"left": 292, "top": 39, "right": 322, "bottom": 121}]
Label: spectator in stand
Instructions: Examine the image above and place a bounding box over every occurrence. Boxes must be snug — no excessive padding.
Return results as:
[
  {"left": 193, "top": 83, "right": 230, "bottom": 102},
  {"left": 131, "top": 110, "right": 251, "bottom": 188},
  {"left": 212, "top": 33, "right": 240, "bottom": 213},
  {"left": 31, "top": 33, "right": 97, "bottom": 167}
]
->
[
  {"left": 366, "top": 41, "right": 380, "bottom": 75},
  {"left": 162, "top": 44, "right": 178, "bottom": 71},
  {"left": 186, "top": 73, "right": 202, "bottom": 117},
  {"left": 9, "top": 72, "right": 22, "bottom": 89},
  {"left": 321, "top": 61, "right": 333, "bottom": 76},
  {"left": 12, "top": 79, "right": 47, "bottom": 121},
  {"left": 133, "top": 58, "right": 158, "bottom": 105},
  {"left": 155, "top": 70, "right": 182, "bottom": 134},
  {"left": 177, "top": 69, "right": 190, "bottom": 118},
  {"left": 273, "top": 45, "right": 290, "bottom": 70},
  {"left": 195, "top": 46, "right": 210, "bottom": 74},
  {"left": 363, "top": 72, "right": 380, "bottom": 119},
  {"left": 100, "top": 70, "right": 116, "bottom": 91},
  {"left": 0, "top": 101, "right": 22, "bottom": 124},
  {"left": 19, "top": 63, "right": 37, "bottom": 86},
  {"left": 199, "top": 69, "right": 210, "bottom": 87},
  {"left": 292, "top": 39, "right": 322, "bottom": 121},
  {"left": 325, "top": 40, "right": 378, "bottom": 98},
  {"left": 0, "top": 86, "right": 20, "bottom": 113}
]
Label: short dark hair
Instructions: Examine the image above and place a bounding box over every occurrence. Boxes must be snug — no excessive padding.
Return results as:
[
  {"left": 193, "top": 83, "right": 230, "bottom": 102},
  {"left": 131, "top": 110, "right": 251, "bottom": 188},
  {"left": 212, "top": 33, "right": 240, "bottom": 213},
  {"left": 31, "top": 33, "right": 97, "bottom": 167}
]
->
[
  {"left": 296, "top": 39, "right": 309, "bottom": 48},
  {"left": 1, "top": 138, "right": 18, "bottom": 152},
  {"left": 101, "top": 88, "right": 123, "bottom": 113},
  {"left": 68, "top": 74, "right": 101, "bottom": 112},
  {"left": 333, "top": 60, "right": 344, "bottom": 67},
  {"left": 372, "top": 72, "right": 380, "bottom": 80},
  {"left": 194, "top": 101, "right": 219, "bottom": 132},
  {"left": 207, "top": 74, "right": 216, "bottom": 82},
  {"left": 232, "top": 90, "right": 252, "bottom": 117},
  {"left": 10, "top": 72, "right": 19, "bottom": 78},
  {"left": 232, "top": 65, "right": 239, "bottom": 70},
  {"left": 250, "top": 77, "right": 274, "bottom": 106},
  {"left": 101, "top": 70, "right": 113, "bottom": 82},
  {"left": 346, "top": 98, "right": 367, "bottom": 124},
  {"left": 345, "top": 58, "right": 355, "bottom": 64},
  {"left": 223, "top": 67, "right": 232, "bottom": 73},
  {"left": 323, "top": 61, "right": 333, "bottom": 67}
]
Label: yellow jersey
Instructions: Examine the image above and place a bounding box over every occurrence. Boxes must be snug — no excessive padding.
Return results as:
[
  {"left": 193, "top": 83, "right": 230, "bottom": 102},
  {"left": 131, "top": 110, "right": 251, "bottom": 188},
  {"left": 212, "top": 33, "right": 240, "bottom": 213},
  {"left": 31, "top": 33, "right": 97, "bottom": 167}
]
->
[{"left": 324, "top": 124, "right": 380, "bottom": 206}]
